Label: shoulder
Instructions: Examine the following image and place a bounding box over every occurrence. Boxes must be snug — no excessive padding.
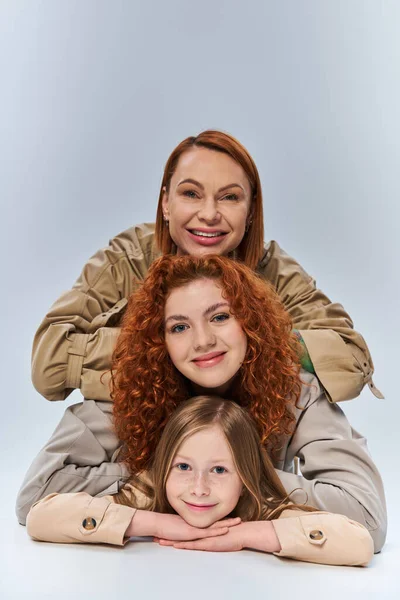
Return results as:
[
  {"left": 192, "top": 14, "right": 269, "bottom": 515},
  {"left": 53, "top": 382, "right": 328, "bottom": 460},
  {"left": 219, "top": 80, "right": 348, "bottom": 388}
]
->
[
  {"left": 108, "top": 222, "right": 159, "bottom": 264},
  {"left": 256, "top": 240, "right": 313, "bottom": 284},
  {"left": 75, "top": 223, "right": 159, "bottom": 294}
]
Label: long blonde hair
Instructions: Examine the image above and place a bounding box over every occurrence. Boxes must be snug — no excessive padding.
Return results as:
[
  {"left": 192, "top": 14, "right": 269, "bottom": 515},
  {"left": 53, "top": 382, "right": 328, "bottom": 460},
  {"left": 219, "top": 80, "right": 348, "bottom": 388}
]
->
[{"left": 115, "top": 396, "right": 316, "bottom": 520}]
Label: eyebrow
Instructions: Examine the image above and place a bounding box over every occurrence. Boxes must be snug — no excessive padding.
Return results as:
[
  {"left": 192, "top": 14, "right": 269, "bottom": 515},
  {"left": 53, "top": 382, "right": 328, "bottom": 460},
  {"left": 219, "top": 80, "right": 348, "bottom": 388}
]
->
[
  {"left": 174, "top": 454, "right": 232, "bottom": 464},
  {"left": 165, "top": 302, "right": 229, "bottom": 325},
  {"left": 177, "top": 178, "right": 245, "bottom": 194}
]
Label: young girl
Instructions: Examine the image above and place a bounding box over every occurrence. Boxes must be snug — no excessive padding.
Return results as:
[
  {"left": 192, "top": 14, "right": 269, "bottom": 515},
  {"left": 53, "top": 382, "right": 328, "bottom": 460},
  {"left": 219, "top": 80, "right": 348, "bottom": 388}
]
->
[
  {"left": 17, "top": 255, "right": 386, "bottom": 554},
  {"left": 26, "top": 395, "right": 374, "bottom": 567}
]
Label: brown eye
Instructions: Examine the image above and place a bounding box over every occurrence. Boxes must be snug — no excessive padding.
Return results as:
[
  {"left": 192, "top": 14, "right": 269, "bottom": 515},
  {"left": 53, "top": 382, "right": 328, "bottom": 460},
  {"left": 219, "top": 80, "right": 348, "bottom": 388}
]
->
[{"left": 183, "top": 190, "right": 198, "bottom": 198}]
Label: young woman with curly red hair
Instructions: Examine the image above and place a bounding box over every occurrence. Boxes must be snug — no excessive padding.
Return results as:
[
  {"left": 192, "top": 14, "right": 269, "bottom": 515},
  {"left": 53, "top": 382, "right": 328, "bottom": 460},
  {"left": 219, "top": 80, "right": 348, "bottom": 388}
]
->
[
  {"left": 111, "top": 253, "right": 303, "bottom": 476},
  {"left": 19, "top": 255, "right": 386, "bottom": 554}
]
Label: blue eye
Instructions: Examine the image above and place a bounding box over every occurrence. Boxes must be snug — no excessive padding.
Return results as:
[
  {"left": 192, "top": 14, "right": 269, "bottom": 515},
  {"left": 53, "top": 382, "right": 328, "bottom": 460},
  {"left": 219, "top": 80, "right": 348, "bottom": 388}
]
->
[
  {"left": 176, "top": 463, "right": 190, "bottom": 471},
  {"left": 222, "top": 194, "right": 239, "bottom": 201},
  {"left": 213, "top": 466, "right": 227, "bottom": 474},
  {"left": 211, "top": 313, "right": 229, "bottom": 323},
  {"left": 170, "top": 324, "right": 188, "bottom": 334}
]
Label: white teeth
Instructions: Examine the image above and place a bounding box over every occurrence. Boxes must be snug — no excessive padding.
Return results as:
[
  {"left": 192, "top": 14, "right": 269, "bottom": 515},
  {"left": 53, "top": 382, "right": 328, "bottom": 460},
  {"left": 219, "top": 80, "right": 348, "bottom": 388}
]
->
[{"left": 191, "top": 230, "right": 224, "bottom": 238}]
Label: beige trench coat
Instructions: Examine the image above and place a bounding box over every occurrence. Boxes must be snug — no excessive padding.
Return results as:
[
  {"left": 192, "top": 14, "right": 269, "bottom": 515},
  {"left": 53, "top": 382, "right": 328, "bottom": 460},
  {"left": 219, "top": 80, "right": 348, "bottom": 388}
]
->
[
  {"left": 16, "top": 373, "right": 387, "bottom": 554},
  {"left": 26, "top": 492, "right": 374, "bottom": 567},
  {"left": 31, "top": 223, "right": 382, "bottom": 404}
]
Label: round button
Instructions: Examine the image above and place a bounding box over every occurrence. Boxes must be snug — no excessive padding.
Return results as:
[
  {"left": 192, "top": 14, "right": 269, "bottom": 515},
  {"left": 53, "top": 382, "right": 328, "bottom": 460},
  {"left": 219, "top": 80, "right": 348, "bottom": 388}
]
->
[
  {"left": 82, "top": 517, "right": 97, "bottom": 530},
  {"left": 309, "top": 529, "right": 324, "bottom": 540}
]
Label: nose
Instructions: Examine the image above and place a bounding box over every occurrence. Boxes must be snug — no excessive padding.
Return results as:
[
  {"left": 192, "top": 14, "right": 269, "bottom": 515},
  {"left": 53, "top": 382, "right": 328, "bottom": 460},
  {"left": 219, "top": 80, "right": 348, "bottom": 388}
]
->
[
  {"left": 190, "top": 472, "right": 211, "bottom": 497},
  {"left": 197, "top": 197, "right": 220, "bottom": 224},
  {"left": 193, "top": 324, "right": 216, "bottom": 351}
]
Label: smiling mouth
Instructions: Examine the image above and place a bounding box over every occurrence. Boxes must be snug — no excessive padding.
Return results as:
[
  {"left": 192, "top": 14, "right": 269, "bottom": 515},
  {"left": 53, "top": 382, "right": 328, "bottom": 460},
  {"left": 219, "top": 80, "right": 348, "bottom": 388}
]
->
[
  {"left": 192, "top": 351, "right": 226, "bottom": 368},
  {"left": 188, "top": 229, "right": 227, "bottom": 238},
  {"left": 184, "top": 501, "right": 217, "bottom": 511}
]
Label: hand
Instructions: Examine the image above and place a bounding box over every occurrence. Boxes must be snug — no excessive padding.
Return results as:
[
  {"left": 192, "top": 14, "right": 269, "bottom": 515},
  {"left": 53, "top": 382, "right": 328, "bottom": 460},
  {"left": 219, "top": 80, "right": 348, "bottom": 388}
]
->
[
  {"left": 155, "top": 520, "right": 281, "bottom": 554},
  {"left": 153, "top": 513, "right": 241, "bottom": 542},
  {"left": 155, "top": 521, "right": 245, "bottom": 552}
]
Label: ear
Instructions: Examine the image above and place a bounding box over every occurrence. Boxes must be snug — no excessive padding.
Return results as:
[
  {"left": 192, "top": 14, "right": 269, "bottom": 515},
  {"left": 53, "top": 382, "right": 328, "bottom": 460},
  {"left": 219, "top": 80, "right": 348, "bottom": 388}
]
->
[
  {"left": 161, "top": 186, "right": 169, "bottom": 219},
  {"left": 246, "top": 201, "right": 255, "bottom": 229}
]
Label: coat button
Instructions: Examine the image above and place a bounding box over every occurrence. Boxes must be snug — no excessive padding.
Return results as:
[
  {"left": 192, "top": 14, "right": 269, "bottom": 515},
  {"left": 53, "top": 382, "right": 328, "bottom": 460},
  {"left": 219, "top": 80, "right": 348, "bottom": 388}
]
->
[
  {"left": 82, "top": 517, "right": 97, "bottom": 530},
  {"left": 309, "top": 529, "right": 324, "bottom": 540}
]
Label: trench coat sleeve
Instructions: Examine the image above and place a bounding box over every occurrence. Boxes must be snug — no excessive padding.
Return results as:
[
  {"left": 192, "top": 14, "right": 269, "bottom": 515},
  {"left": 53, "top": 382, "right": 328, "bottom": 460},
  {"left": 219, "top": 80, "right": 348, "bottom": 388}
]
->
[
  {"left": 257, "top": 241, "right": 382, "bottom": 402},
  {"left": 31, "top": 223, "right": 158, "bottom": 402},
  {"left": 275, "top": 381, "right": 387, "bottom": 554},
  {"left": 26, "top": 493, "right": 373, "bottom": 566},
  {"left": 271, "top": 509, "right": 374, "bottom": 566},
  {"left": 15, "top": 400, "right": 129, "bottom": 526},
  {"left": 26, "top": 492, "right": 135, "bottom": 545}
]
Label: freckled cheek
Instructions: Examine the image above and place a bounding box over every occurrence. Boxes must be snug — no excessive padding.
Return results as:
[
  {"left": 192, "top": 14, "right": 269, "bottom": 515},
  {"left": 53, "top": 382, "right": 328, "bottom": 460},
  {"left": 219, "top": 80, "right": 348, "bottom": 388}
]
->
[
  {"left": 224, "top": 326, "right": 247, "bottom": 353},
  {"left": 166, "top": 474, "right": 192, "bottom": 498},
  {"left": 223, "top": 482, "right": 243, "bottom": 508},
  {"left": 165, "top": 339, "right": 189, "bottom": 366}
]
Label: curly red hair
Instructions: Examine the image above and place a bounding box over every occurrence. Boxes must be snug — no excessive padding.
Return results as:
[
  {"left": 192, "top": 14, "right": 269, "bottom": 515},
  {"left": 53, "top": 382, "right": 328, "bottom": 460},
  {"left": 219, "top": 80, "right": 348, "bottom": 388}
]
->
[{"left": 111, "top": 255, "right": 302, "bottom": 476}]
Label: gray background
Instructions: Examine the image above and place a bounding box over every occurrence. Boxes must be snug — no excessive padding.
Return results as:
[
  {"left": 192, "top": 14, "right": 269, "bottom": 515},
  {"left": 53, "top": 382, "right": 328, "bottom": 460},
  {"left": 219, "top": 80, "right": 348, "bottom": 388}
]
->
[{"left": 1, "top": 1, "right": 399, "bottom": 598}]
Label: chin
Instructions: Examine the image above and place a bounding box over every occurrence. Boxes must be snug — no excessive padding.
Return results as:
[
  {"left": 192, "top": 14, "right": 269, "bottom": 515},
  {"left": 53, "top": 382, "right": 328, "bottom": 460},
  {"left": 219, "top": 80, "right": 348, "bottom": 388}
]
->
[
  {"left": 185, "top": 514, "right": 217, "bottom": 528},
  {"left": 192, "top": 374, "right": 234, "bottom": 390}
]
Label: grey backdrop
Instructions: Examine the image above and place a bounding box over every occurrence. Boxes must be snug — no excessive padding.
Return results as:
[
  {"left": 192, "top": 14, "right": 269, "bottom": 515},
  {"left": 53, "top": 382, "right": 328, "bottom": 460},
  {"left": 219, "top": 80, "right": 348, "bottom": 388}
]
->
[{"left": 1, "top": 1, "right": 399, "bottom": 598}]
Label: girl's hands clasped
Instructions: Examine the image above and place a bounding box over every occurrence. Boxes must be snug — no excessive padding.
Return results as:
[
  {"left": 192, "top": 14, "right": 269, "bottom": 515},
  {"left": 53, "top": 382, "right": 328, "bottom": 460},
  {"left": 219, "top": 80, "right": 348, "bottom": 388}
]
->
[
  {"left": 154, "top": 520, "right": 281, "bottom": 554},
  {"left": 125, "top": 509, "right": 241, "bottom": 542},
  {"left": 154, "top": 513, "right": 242, "bottom": 542},
  {"left": 154, "top": 520, "right": 245, "bottom": 552}
]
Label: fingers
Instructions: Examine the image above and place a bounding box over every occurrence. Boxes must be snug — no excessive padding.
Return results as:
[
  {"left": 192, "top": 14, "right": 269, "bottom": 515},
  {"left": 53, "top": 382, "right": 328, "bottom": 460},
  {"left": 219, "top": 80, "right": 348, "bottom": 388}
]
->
[
  {"left": 156, "top": 538, "right": 208, "bottom": 550},
  {"left": 173, "top": 540, "right": 210, "bottom": 551},
  {"left": 197, "top": 526, "right": 229, "bottom": 538},
  {"left": 154, "top": 538, "right": 175, "bottom": 546}
]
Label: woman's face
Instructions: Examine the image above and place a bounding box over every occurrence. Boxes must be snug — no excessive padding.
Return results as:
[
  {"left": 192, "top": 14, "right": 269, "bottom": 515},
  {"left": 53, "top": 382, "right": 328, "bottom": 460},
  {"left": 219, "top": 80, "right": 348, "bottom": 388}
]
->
[
  {"left": 166, "top": 424, "right": 243, "bottom": 528},
  {"left": 164, "top": 278, "right": 247, "bottom": 395},
  {"left": 162, "top": 147, "right": 252, "bottom": 257}
]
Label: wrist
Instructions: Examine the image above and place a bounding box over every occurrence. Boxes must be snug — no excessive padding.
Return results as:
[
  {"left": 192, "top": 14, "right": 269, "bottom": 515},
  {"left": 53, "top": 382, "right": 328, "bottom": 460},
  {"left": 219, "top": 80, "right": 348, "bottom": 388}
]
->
[
  {"left": 125, "top": 510, "right": 158, "bottom": 538},
  {"left": 242, "top": 521, "right": 281, "bottom": 553}
]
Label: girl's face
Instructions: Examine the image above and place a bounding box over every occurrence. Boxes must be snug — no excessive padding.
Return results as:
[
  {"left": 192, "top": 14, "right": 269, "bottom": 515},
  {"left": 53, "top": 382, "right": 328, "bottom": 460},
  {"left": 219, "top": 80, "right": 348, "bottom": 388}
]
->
[
  {"left": 161, "top": 147, "right": 252, "bottom": 257},
  {"left": 164, "top": 278, "right": 248, "bottom": 395},
  {"left": 166, "top": 424, "right": 243, "bottom": 527}
]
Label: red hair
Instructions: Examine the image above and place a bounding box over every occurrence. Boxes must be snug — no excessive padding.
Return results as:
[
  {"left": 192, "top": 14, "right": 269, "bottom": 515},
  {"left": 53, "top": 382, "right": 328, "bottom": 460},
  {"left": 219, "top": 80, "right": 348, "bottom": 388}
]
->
[
  {"left": 112, "top": 255, "right": 302, "bottom": 476},
  {"left": 154, "top": 130, "right": 264, "bottom": 270}
]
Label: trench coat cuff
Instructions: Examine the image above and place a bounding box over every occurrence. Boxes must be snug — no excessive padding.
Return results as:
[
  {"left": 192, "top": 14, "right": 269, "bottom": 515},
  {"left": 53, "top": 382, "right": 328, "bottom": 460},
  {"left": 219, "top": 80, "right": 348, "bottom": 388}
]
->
[
  {"left": 271, "top": 511, "right": 373, "bottom": 566},
  {"left": 78, "top": 500, "right": 136, "bottom": 546},
  {"left": 298, "top": 329, "right": 383, "bottom": 402},
  {"left": 271, "top": 513, "right": 327, "bottom": 561},
  {"left": 66, "top": 333, "right": 90, "bottom": 390}
]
